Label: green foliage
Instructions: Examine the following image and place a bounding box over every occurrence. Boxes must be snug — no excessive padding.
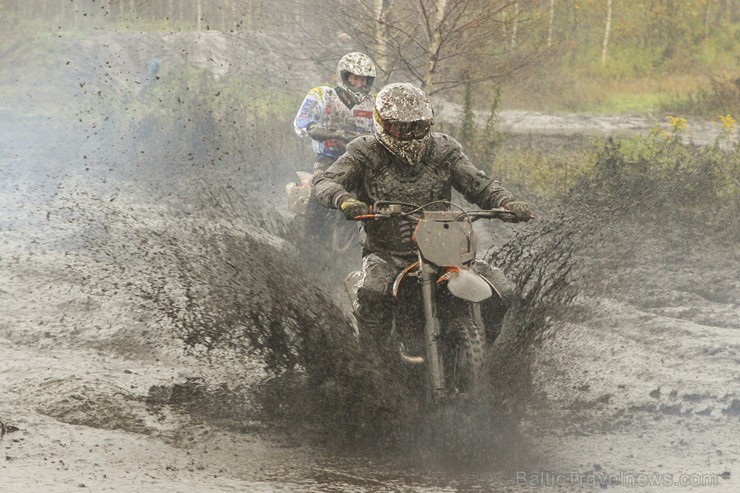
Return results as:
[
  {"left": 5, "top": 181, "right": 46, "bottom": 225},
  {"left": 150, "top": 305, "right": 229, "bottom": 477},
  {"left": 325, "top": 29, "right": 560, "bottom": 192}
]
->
[
  {"left": 601, "top": 93, "right": 673, "bottom": 114},
  {"left": 464, "top": 111, "right": 738, "bottom": 244},
  {"left": 512, "top": 0, "right": 740, "bottom": 114},
  {"left": 568, "top": 126, "right": 739, "bottom": 240},
  {"left": 664, "top": 75, "right": 740, "bottom": 117},
  {"left": 598, "top": 45, "right": 669, "bottom": 79},
  {"left": 492, "top": 143, "right": 597, "bottom": 199},
  {"left": 462, "top": 86, "right": 506, "bottom": 169}
]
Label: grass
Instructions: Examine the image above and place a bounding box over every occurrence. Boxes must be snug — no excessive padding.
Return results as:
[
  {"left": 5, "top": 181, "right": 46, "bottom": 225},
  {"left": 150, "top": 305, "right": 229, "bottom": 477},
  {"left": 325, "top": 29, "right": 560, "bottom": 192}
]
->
[
  {"left": 500, "top": 71, "right": 722, "bottom": 115},
  {"left": 596, "top": 92, "right": 673, "bottom": 114}
]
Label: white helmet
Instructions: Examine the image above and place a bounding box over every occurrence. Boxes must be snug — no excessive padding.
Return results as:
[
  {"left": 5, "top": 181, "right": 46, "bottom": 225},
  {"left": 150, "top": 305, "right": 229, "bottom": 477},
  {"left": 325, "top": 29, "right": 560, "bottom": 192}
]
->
[
  {"left": 373, "top": 83, "right": 433, "bottom": 166},
  {"left": 336, "top": 52, "right": 376, "bottom": 103}
]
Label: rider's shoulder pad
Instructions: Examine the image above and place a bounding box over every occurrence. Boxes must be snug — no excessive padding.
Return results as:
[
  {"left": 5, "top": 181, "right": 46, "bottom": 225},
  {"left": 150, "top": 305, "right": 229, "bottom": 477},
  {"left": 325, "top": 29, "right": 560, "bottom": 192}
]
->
[
  {"left": 307, "top": 85, "right": 334, "bottom": 100},
  {"left": 345, "top": 134, "right": 375, "bottom": 157},
  {"left": 430, "top": 132, "right": 463, "bottom": 158},
  {"left": 432, "top": 132, "right": 462, "bottom": 149},
  {"left": 346, "top": 135, "right": 384, "bottom": 169},
  {"left": 345, "top": 134, "right": 373, "bottom": 150}
]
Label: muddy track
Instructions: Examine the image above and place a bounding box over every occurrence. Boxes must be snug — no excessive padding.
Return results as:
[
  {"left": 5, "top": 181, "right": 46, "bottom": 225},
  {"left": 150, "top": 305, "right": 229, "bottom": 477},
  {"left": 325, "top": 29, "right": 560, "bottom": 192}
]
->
[
  {"left": 2, "top": 105, "right": 738, "bottom": 492},
  {"left": 1, "top": 32, "right": 739, "bottom": 491}
]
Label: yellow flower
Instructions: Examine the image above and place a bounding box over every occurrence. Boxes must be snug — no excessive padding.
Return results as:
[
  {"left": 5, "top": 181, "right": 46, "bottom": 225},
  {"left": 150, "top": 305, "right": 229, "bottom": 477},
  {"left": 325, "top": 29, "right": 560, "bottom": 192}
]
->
[
  {"left": 719, "top": 114, "right": 736, "bottom": 131},
  {"left": 667, "top": 116, "right": 687, "bottom": 132},
  {"left": 648, "top": 127, "right": 670, "bottom": 140}
]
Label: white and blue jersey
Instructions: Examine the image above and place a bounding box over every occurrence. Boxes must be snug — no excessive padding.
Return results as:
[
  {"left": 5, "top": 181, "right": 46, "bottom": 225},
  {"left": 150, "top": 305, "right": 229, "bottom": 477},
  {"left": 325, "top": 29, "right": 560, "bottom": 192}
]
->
[{"left": 294, "top": 86, "right": 375, "bottom": 160}]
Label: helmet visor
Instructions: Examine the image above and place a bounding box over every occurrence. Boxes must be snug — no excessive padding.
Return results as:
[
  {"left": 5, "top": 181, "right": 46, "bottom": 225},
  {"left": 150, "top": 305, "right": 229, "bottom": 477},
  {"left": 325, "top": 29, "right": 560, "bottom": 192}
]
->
[
  {"left": 378, "top": 119, "right": 432, "bottom": 141},
  {"left": 341, "top": 72, "right": 374, "bottom": 94}
]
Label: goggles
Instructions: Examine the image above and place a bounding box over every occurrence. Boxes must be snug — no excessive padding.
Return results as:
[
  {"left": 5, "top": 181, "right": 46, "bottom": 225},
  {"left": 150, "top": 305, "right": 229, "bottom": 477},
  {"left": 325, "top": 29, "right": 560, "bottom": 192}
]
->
[
  {"left": 342, "top": 72, "right": 374, "bottom": 93},
  {"left": 377, "top": 116, "right": 432, "bottom": 141}
]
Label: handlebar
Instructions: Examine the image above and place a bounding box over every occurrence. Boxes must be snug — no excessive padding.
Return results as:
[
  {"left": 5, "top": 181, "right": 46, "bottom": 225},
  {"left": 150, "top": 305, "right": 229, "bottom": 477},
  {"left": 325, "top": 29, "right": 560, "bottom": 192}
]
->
[{"left": 351, "top": 200, "right": 526, "bottom": 222}]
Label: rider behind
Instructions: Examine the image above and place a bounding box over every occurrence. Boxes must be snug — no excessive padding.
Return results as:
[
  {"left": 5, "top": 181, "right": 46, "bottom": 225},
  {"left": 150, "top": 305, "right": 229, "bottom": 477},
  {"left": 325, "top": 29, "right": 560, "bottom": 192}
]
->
[
  {"left": 311, "top": 83, "right": 533, "bottom": 347},
  {"left": 291, "top": 53, "right": 377, "bottom": 240}
]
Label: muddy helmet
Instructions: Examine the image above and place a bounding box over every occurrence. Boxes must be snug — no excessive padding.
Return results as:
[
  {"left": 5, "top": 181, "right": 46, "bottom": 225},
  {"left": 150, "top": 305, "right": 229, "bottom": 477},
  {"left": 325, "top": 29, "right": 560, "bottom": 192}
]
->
[
  {"left": 373, "top": 83, "right": 434, "bottom": 165},
  {"left": 336, "top": 52, "right": 376, "bottom": 103}
]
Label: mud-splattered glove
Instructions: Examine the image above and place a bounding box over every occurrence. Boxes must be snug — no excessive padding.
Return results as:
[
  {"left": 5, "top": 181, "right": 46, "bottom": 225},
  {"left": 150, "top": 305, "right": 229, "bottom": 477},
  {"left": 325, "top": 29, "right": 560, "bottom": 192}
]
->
[
  {"left": 339, "top": 198, "right": 369, "bottom": 220},
  {"left": 503, "top": 200, "right": 533, "bottom": 222}
]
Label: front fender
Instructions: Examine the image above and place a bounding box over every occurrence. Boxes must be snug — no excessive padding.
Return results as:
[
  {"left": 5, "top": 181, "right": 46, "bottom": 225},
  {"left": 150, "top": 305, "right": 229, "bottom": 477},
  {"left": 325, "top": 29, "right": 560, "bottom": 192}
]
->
[{"left": 438, "top": 268, "right": 493, "bottom": 303}]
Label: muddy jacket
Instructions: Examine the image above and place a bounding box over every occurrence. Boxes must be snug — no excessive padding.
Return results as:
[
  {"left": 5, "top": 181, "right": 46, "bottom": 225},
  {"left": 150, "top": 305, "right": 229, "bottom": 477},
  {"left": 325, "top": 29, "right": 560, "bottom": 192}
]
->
[
  {"left": 294, "top": 86, "right": 375, "bottom": 160},
  {"left": 312, "top": 133, "right": 514, "bottom": 255}
]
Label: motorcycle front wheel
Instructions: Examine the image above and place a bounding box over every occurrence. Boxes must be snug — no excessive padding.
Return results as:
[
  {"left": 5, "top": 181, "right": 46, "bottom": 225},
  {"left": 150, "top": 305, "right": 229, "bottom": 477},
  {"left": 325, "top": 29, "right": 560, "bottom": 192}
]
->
[{"left": 445, "top": 303, "right": 486, "bottom": 394}]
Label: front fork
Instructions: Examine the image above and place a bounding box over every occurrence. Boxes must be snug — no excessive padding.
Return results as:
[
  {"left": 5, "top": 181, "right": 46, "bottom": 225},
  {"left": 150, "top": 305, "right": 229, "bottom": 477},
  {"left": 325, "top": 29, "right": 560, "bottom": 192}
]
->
[{"left": 420, "top": 262, "right": 445, "bottom": 402}]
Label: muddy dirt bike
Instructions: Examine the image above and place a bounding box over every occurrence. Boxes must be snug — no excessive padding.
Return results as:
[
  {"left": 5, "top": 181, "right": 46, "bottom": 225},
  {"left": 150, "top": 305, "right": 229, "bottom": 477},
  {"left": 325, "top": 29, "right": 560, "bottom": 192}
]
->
[
  {"left": 345, "top": 200, "right": 521, "bottom": 405},
  {"left": 285, "top": 171, "right": 358, "bottom": 253}
]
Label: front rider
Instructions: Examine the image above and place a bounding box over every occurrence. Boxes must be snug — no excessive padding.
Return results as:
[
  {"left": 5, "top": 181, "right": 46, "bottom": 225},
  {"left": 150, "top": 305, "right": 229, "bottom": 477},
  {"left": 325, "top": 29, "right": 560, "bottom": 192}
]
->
[
  {"left": 292, "top": 52, "right": 377, "bottom": 239},
  {"left": 312, "top": 82, "right": 532, "bottom": 345}
]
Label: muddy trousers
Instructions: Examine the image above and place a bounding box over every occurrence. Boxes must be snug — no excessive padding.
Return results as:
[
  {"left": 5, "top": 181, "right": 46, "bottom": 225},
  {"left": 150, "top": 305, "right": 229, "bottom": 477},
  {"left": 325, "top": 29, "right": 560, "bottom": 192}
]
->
[{"left": 352, "top": 252, "right": 406, "bottom": 350}]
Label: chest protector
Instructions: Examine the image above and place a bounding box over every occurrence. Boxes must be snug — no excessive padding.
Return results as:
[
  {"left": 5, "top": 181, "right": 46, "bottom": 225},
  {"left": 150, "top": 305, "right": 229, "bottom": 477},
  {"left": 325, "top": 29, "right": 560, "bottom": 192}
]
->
[{"left": 358, "top": 138, "right": 455, "bottom": 254}]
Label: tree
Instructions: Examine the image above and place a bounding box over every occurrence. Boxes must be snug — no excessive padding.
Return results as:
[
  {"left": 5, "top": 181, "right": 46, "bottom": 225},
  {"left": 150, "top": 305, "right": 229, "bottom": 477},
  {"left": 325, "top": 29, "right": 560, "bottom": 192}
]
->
[
  {"left": 510, "top": 0, "right": 519, "bottom": 49},
  {"left": 601, "top": 0, "right": 612, "bottom": 65},
  {"left": 311, "top": 0, "right": 549, "bottom": 96},
  {"left": 373, "top": 0, "right": 391, "bottom": 75},
  {"left": 547, "top": 0, "right": 555, "bottom": 48}
]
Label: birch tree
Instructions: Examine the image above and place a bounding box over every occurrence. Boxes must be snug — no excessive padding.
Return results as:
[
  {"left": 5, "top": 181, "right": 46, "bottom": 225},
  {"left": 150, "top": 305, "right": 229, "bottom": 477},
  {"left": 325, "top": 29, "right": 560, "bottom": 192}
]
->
[
  {"left": 547, "top": 0, "right": 555, "bottom": 48},
  {"left": 423, "top": 0, "right": 448, "bottom": 92},
  {"left": 510, "top": 0, "right": 519, "bottom": 49},
  {"left": 373, "top": 0, "right": 391, "bottom": 77},
  {"left": 601, "top": 0, "right": 612, "bottom": 65}
]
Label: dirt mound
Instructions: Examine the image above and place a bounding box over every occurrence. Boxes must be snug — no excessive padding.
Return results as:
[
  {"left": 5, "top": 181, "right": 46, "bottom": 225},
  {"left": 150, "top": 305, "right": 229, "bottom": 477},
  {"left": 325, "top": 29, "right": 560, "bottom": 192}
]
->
[{"left": 35, "top": 378, "right": 151, "bottom": 433}]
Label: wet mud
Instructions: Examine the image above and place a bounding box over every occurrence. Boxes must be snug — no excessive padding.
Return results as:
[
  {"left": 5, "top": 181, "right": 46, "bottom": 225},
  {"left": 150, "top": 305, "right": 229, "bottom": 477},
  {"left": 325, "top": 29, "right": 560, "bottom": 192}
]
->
[{"left": 1, "top": 33, "right": 739, "bottom": 492}]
